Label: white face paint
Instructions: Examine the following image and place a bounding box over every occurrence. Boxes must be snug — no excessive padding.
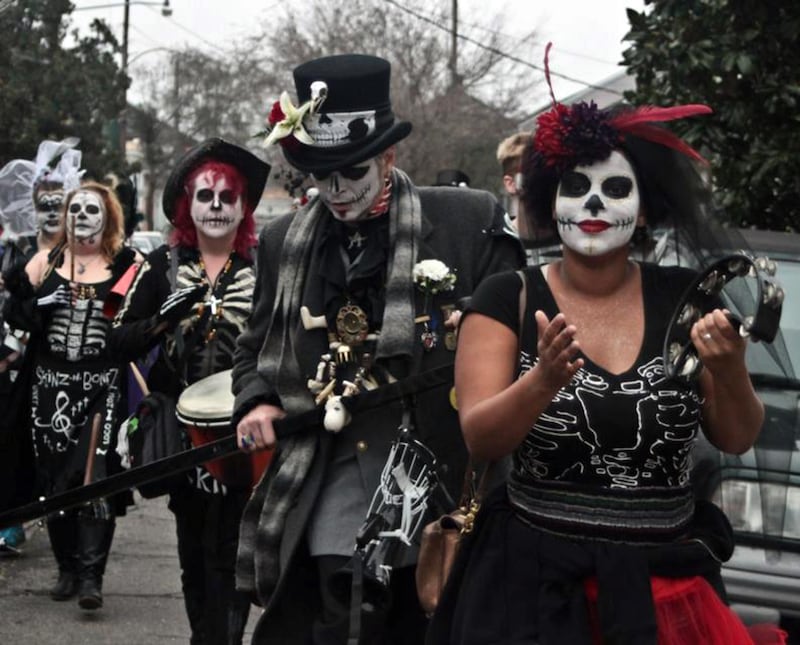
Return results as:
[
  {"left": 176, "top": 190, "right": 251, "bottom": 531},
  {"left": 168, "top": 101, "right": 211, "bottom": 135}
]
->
[
  {"left": 311, "top": 157, "right": 383, "bottom": 222},
  {"left": 555, "top": 150, "right": 640, "bottom": 256},
  {"left": 35, "top": 188, "right": 65, "bottom": 236},
  {"left": 190, "top": 171, "right": 244, "bottom": 239},
  {"left": 66, "top": 190, "right": 105, "bottom": 243}
]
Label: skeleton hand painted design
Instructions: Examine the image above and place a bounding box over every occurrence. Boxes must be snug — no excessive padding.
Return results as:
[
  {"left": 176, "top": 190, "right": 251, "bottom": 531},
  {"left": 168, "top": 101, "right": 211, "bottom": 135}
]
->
[
  {"left": 36, "top": 284, "right": 73, "bottom": 309},
  {"left": 157, "top": 284, "right": 206, "bottom": 329}
]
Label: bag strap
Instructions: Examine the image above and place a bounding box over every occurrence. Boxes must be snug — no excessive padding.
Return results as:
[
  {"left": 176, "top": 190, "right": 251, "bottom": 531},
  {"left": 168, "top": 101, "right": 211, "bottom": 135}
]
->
[
  {"left": 168, "top": 246, "right": 185, "bottom": 360},
  {"left": 459, "top": 269, "right": 528, "bottom": 520}
]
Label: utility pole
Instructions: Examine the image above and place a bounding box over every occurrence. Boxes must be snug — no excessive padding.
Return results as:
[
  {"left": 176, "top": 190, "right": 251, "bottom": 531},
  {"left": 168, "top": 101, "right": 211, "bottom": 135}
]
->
[
  {"left": 120, "top": 0, "right": 130, "bottom": 162},
  {"left": 449, "top": 0, "right": 458, "bottom": 87},
  {"left": 173, "top": 55, "right": 180, "bottom": 133}
]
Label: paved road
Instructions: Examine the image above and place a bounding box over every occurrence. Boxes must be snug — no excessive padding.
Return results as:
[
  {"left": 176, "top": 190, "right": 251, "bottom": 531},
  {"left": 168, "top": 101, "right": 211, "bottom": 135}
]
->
[
  {"left": 5, "top": 495, "right": 798, "bottom": 644},
  {"left": 0, "top": 493, "right": 261, "bottom": 644}
]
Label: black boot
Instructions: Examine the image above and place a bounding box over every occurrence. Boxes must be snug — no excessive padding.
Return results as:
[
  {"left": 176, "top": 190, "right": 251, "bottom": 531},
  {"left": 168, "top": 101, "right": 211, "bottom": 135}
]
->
[
  {"left": 76, "top": 515, "right": 115, "bottom": 610},
  {"left": 46, "top": 514, "right": 79, "bottom": 601}
]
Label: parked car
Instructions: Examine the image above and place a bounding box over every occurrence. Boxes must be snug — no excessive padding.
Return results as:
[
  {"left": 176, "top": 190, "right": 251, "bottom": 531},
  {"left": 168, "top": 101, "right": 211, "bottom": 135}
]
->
[
  {"left": 687, "top": 228, "right": 800, "bottom": 635},
  {"left": 129, "top": 230, "right": 166, "bottom": 255}
]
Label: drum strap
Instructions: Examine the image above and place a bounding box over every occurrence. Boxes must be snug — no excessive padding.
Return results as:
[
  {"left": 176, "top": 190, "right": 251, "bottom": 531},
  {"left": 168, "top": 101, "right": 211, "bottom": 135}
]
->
[{"left": 169, "top": 246, "right": 185, "bottom": 361}]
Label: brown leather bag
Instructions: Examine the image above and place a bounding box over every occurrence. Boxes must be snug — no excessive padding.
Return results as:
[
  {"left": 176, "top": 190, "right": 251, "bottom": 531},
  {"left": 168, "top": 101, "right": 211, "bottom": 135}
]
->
[{"left": 416, "top": 493, "right": 481, "bottom": 615}]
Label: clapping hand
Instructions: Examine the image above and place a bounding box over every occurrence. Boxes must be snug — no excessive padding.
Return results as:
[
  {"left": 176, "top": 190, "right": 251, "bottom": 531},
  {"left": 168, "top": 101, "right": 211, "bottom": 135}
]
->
[
  {"left": 534, "top": 310, "right": 583, "bottom": 391},
  {"left": 157, "top": 284, "right": 206, "bottom": 329}
]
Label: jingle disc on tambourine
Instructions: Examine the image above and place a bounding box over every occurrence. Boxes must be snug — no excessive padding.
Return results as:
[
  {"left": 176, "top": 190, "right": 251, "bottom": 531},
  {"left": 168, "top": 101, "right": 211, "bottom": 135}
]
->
[{"left": 663, "top": 253, "right": 784, "bottom": 382}]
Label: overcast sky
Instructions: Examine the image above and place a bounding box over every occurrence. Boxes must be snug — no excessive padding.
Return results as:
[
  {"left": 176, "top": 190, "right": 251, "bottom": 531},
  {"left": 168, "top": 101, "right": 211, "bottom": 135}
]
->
[{"left": 69, "top": 0, "right": 646, "bottom": 107}]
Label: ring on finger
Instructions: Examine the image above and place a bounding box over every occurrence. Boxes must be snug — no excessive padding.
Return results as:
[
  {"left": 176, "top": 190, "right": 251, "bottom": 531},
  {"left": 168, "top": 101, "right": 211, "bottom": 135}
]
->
[
  {"left": 701, "top": 333, "right": 712, "bottom": 341},
  {"left": 241, "top": 434, "right": 255, "bottom": 448}
]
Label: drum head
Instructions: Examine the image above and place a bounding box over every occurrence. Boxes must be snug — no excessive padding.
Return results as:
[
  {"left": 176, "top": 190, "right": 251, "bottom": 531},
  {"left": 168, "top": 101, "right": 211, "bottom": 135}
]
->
[{"left": 176, "top": 369, "right": 234, "bottom": 426}]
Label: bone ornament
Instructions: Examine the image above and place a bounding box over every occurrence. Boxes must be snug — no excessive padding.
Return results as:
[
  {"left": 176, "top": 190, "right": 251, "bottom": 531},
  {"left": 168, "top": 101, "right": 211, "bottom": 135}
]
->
[
  {"left": 301, "top": 305, "right": 327, "bottom": 330},
  {"left": 323, "top": 395, "right": 351, "bottom": 432},
  {"left": 307, "top": 353, "right": 333, "bottom": 394},
  {"left": 322, "top": 380, "right": 361, "bottom": 432}
]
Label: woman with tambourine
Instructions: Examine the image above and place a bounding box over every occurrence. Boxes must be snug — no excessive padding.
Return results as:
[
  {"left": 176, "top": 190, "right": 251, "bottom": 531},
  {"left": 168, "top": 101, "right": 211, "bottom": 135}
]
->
[
  {"left": 108, "top": 139, "right": 269, "bottom": 645},
  {"left": 428, "top": 47, "right": 787, "bottom": 645}
]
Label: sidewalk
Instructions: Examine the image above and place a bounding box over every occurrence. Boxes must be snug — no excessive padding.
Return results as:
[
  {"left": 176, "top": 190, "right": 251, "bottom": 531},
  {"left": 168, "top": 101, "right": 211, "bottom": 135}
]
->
[{"left": 0, "top": 493, "right": 260, "bottom": 644}]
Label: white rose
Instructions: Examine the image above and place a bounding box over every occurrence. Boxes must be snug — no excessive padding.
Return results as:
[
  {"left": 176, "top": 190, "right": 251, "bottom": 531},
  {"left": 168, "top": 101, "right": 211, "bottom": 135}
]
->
[{"left": 414, "top": 259, "right": 450, "bottom": 282}]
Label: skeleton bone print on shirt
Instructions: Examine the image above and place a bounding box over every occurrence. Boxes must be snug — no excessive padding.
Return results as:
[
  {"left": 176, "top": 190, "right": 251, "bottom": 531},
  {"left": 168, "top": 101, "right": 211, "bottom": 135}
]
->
[
  {"left": 47, "top": 291, "right": 108, "bottom": 361},
  {"left": 168, "top": 257, "right": 256, "bottom": 379},
  {"left": 515, "top": 351, "right": 703, "bottom": 488}
]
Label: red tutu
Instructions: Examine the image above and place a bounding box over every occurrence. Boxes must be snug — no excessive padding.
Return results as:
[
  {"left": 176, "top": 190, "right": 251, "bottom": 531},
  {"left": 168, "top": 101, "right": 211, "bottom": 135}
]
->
[{"left": 583, "top": 576, "right": 787, "bottom": 645}]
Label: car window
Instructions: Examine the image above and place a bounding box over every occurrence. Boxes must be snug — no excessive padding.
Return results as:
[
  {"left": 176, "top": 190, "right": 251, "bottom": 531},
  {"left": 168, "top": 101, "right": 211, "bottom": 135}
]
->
[{"left": 745, "top": 260, "right": 799, "bottom": 379}]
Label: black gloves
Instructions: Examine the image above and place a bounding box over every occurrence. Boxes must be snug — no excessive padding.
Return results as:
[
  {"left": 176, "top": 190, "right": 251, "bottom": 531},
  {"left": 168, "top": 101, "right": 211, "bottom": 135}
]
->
[{"left": 157, "top": 284, "right": 207, "bottom": 329}]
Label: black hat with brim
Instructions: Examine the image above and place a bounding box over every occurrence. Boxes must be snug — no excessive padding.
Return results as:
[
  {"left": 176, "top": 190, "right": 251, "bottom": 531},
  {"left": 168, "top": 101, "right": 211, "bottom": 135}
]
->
[
  {"left": 280, "top": 54, "right": 412, "bottom": 176},
  {"left": 162, "top": 138, "right": 271, "bottom": 221}
]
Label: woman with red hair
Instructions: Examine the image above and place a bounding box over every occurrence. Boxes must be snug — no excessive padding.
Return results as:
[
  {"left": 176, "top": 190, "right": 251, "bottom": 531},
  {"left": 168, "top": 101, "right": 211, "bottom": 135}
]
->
[{"left": 109, "top": 138, "right": 269, "bottom": 644}]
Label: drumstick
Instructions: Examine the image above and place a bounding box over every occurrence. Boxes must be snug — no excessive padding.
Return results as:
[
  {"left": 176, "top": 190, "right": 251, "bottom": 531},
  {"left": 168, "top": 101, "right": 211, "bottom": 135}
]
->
[
  {"left": 129, "top": 361, "right": 150, "bottom": 396},
  {"left": 83, "top": 412, "right": 103, "bottom": 487},
  {"left": 70, "top": 214, "right": 76, "bottom": 284}
]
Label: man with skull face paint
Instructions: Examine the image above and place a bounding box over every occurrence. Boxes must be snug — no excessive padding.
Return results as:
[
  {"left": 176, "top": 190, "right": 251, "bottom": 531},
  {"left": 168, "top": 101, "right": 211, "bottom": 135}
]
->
[
  {"left": 4, "top": 181, "right": 139, "bottom": 610},
  {"left": 427, "top": 47, "right": 783, "bottom": 645},
  {"left": 110, "top": 138, "right": 270, "bottom": 645},
  {"left": 231, "top": 54, "right": 524, "bottom": 644}
]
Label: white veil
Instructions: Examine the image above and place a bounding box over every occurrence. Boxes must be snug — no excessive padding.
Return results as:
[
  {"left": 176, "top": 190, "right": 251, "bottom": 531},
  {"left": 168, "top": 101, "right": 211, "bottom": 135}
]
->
[{"left": 0, "top": 137, "right": 83, "bottom": 237}]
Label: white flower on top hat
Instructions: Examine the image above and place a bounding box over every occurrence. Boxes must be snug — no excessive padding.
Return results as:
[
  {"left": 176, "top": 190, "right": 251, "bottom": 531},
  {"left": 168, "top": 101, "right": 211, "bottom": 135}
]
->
[{"left": 263, "top": 92, "right": 317, "bottom": 147}]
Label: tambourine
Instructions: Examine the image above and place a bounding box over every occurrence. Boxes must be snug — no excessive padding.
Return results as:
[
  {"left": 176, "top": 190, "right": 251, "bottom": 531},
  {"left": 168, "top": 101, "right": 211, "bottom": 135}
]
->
[{"left": 663, "top": 253, "right": 784, "bottom": 382}]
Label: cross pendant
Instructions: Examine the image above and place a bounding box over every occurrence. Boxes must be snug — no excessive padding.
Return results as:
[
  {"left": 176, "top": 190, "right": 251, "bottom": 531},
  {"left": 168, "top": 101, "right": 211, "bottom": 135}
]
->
[{"left": 206, "top": 295, "right": 222, "bottom": 316}]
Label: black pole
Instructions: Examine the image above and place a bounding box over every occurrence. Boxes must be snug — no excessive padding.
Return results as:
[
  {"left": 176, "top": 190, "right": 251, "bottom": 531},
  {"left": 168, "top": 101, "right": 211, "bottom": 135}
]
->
[
  {"left": 0, "top": 363, "right": 455, "bottom": 529},
  {"left": 120, "top": 0, "right": 130, "bottom": 157}
]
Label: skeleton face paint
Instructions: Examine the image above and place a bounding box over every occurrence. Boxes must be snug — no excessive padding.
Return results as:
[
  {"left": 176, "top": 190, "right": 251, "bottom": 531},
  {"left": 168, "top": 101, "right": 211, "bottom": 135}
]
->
[
  {"left": 35, "top": 188, "right": 65, "bottom": 236},
  {"left": 555, "top": 151, "right": 640, "bottom": 256},
  {"left": 311, "top": 157, "right": 383, "bottom": 222},
  {"left": 66, "top": 190, "right": 105, "bottom": 243},
  {"left": 190, "top": 170, "right": 244, "bottom": 239}
]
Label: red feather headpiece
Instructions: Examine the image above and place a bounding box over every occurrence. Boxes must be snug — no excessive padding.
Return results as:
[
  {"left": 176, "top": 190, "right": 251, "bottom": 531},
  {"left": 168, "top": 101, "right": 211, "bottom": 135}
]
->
[{"left": 532, "top": 42, "right": 712, "bottom": 173}]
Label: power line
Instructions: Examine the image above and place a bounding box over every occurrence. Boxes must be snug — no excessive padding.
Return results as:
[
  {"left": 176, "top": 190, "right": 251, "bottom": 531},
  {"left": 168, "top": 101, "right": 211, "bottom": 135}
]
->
[
  {"left": 129, "top": 22, "right": 166, "bottom": 48},
  {"left": 455, "top": 13, "right": 618, "bottom": 65},
  {"left": 143, "top": 4, "right": 231, "bottom": 55},
  {"left": 383, "top": 0, "right": 624, "bottom": 97}
]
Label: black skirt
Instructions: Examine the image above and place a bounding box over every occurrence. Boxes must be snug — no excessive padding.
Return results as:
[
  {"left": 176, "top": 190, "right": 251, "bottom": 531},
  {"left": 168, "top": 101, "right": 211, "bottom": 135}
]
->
[{"left": 426, "top": 485, "right": 732, "bottom": 645}]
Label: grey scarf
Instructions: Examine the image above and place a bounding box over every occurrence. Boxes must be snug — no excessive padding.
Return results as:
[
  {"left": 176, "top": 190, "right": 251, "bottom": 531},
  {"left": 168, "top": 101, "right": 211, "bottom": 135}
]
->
[{"left": 236, "top": 168, "right": 421, "bottom": 605}]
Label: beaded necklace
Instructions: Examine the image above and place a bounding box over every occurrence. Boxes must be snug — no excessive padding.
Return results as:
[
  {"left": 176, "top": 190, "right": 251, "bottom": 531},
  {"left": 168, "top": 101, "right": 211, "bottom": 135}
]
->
[{"left": 195, "top": 255, "right": 233, "bottom": 342}]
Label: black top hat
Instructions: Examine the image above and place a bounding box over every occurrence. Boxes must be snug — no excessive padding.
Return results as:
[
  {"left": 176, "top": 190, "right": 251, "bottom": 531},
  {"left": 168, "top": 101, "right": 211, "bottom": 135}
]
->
[
  {"left": 434, "top": 169, "right": 470, "bottom": 187},
  {"left": 162, "top": 138, "right": 271, "bottom": 221},
  {"left": 281, "top": 54, "right": 412, "bottom": 175}
]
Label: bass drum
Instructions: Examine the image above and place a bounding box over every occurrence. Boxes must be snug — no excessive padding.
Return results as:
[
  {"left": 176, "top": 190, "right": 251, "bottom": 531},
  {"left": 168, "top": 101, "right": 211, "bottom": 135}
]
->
[{"left": 176, "top": 369, "right": 272, "bottom": 490}]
